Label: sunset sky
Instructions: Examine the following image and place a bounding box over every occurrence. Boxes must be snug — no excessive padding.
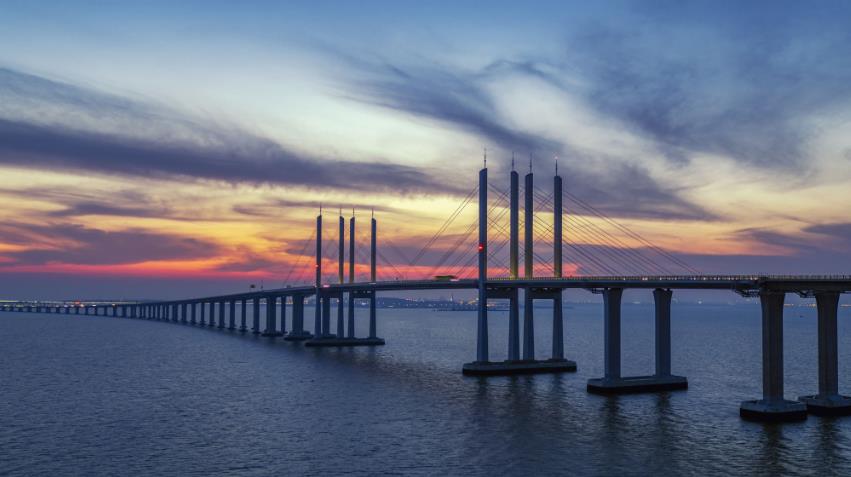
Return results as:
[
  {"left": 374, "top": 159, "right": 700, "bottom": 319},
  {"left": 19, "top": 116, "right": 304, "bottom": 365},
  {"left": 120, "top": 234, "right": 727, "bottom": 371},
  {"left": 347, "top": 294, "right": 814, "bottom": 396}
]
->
[{"left": 2, "top": 1, "right": 851, "bottom": 299}]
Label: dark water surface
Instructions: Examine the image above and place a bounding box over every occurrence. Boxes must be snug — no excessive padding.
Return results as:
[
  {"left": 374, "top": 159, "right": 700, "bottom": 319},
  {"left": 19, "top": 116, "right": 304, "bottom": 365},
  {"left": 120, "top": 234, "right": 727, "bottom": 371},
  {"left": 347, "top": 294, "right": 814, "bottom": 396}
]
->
[{"left": 2, "top": 302, "right": 851, "bottom": 476}]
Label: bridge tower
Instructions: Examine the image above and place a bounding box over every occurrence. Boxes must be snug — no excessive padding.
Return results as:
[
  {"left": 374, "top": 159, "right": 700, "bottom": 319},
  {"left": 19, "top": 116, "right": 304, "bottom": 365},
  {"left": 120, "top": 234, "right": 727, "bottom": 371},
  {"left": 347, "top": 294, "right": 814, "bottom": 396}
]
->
[
  {"left": 463, "top": 162, "right": 576, "bottom": 376},
  {"left": 305, "top": 207, "right": 384, "bottom": 347}
]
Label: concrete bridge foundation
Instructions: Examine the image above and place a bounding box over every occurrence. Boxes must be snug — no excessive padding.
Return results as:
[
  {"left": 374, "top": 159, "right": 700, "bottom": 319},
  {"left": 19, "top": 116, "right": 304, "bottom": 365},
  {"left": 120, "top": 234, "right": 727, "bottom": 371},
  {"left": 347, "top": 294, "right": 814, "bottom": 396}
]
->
[
  {"left": 799, "top": 291, "right": 851, "bottom": 416},
  {"left": 740, "top": 291, "right": 807, "bottom": 422},
  {"left": 588, "top": 288, "right": 688, "bottom": 394}
]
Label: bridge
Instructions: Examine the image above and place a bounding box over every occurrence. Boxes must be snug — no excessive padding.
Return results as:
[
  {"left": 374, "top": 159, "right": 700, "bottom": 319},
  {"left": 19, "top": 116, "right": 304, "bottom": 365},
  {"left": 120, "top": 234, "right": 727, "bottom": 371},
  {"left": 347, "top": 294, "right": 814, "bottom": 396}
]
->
[{"left": 3, "top": 166, "right": 851, "bottom": 423}]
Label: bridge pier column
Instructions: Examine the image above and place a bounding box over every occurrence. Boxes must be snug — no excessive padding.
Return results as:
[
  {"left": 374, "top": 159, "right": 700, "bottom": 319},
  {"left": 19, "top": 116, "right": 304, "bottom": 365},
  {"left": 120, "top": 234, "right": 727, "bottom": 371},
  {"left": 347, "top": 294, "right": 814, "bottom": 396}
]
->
[
  {"left": 588, "top": 288, "right": 687, "bottom": 394},
  {"left": 508, "top": 288, "right": 520, "bottom": 361},
  {"left": 347, "top": 293, "right": 355, "bottom": 338},
  {"left": 181, "top": 303, "right": 187, "bottom": 323},
  {"left": 285, "top": 295, "right": 313, "bottom": 341},
  {"left": 336, "top": 295, "right": 344, "bottom": 338},
  {"left": 654, "top": 289, "right": 673, "bottom": 377},
  {"left": 369, "top": 291, "right": 377, "bottom": 339},
  {"left": 280, "top": 297, "right": 287, "bottom": 335},
  {"left": 741, "top": 290, "right": 807, "bottom": 421},
  {"left": 228, "top": 300, "right": 236, "bottom": 330},
  {"left": 314, "top": 293, "right": 322, "bottom": 337},
  {"left": 217, "top": 301, "right": 225, "bottom": 329},
  {"left": 551, "top": 291, "right": 564, "bottom": 360},
  {"left": 263, "top": 297, "right": 281, "bottom": 337},
  {"left": 240, "top": 300, "right": 247, "bottom": 332},
  {"left": 322, "top": 295, "right": 332, "bottom": 337},
  {"left": 306, "top": 290, "right": 382, "bottom": 346},
  {"left": 800, "top": 291, "right": 851, "bottom": 415},
  {"left": 252, "top": 298, "right": 261, "bottom": 334},
  {"left": 604, "top": 288, "right": 622, "bottom": 380},
  {"left": 522, "top": 290, "right": 534, "bottom": 360}
]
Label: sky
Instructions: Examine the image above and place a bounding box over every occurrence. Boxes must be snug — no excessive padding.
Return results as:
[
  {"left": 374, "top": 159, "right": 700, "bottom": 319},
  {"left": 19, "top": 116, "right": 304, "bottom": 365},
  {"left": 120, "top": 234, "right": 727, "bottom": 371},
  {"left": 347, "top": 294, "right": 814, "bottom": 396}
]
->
[{"left": 2, "top": 0, "right": 851, "bottom": 300}]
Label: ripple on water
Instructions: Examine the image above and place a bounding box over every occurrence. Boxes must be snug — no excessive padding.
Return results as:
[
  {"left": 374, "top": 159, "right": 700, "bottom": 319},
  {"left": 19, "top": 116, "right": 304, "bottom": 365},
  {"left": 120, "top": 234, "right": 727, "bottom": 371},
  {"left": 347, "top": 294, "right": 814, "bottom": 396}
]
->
[{"left": 1, "top": 304, "right": 851, "bottom": 475}]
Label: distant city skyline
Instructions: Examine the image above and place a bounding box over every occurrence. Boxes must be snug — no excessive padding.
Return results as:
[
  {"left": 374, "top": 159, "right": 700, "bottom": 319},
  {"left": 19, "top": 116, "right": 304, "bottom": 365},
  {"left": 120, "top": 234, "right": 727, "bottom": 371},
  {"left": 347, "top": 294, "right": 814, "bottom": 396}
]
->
[{"left": 3, "top": 1, "right": 851, "bottom": 299}]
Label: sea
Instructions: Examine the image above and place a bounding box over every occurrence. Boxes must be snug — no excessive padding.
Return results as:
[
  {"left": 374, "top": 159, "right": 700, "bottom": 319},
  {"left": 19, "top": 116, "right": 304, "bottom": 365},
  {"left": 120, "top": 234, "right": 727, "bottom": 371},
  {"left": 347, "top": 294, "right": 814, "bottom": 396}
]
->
[{"left": 2, "top": 302, "right": 850, "bottom": 476}]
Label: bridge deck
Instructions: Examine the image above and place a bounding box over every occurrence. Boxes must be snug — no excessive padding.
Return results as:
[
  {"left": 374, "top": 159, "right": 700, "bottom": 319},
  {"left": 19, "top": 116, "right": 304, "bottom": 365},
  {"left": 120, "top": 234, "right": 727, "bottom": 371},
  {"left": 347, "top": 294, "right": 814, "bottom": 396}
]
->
[
  {"left": 4, "top": 275, "right": 840, "bottom": 306},
  {"left": 5, "top": 276, "right": 851, "bottom": 307}
]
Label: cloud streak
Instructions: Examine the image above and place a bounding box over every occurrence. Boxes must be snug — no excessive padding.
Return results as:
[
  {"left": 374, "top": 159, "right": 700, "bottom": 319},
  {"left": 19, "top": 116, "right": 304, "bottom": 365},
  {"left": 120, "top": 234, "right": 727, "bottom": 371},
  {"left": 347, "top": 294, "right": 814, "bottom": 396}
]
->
[
  {"left": 0, "top": 68, "right": 461, "bottom": 195},
  {"left": 0, "top": 223, "right": 221, "bottom": 266},
  {"left": 565, "top": 3, "right": 851, "bottom": 168},
  {"left": 321, "top": 49, "right": 713, "bottom": 220}
]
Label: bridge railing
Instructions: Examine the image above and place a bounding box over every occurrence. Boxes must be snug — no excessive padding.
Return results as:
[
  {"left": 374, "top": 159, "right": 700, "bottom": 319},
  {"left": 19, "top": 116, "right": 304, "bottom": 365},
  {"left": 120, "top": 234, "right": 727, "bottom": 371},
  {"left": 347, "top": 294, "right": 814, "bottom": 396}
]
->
[{"left": 487, "top": 275, "right": 851, "bottom": 282}]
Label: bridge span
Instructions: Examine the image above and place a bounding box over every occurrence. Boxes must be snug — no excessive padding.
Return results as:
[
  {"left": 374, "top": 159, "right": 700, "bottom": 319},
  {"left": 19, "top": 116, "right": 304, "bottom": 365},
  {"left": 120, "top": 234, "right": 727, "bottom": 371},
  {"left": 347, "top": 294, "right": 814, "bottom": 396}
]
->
[{"left": 3, "top": 166, "right": 851, "bottom": 423}]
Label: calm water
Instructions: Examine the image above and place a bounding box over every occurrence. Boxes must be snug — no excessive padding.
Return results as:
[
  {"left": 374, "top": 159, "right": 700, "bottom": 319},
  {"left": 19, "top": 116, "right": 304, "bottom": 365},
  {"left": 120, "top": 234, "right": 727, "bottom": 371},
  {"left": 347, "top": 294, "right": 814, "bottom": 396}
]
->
[{"left": 2, "top": 301, "right": 851, "bottom": 476}]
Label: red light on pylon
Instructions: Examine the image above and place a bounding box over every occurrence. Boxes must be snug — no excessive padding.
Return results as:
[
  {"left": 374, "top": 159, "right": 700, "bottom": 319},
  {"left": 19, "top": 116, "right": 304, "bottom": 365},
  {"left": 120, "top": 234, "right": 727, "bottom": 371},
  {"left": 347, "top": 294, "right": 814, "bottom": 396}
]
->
[{"left": 478, "top": 244, "right": 484, "bottom": 252}]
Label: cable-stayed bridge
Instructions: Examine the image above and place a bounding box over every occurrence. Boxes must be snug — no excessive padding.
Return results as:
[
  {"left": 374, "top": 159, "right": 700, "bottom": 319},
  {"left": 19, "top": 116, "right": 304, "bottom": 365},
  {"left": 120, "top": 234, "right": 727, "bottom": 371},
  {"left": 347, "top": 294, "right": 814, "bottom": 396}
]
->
[{"left": 4, "top": 166, "right": 851, "bottom": 423}]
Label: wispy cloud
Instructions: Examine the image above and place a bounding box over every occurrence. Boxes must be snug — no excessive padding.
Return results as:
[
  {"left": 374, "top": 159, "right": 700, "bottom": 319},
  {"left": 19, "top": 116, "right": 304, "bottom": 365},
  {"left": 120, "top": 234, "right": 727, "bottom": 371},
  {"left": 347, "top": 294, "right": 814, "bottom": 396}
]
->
[
  {"left": 565, "top": 3, "right": 851, "bottom": 168},
  {"left": 318, "top": 47, "right": 714, "bottom": 220},
  {"left": 0, "top": 223, "right": 221, "bottom": 266},
  {"left": 0, "top": 68, "right": 460, "bottom": 195}
]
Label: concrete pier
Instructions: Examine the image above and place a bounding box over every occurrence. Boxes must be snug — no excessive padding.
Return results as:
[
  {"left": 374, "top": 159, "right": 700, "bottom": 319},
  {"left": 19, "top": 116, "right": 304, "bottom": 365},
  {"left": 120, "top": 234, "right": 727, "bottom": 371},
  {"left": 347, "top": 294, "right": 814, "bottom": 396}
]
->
[
  {"left": 228, "top": 300, "right": 236, "bottom": 330},
  {"left": 304, "top": 336, "right": 385, "bottom": 347},
  {"left": 740, "top": 290, "right": 807, "bottom": 421},
  {"left": 252, "top": 297, "right": 260, "bottom": 334},
  {"left": 209, "top": 302, "right": 217, "bottom": 327},
  {"left": 322, "top": 295, "right": 332, "bottom": 336},
  {"left": 240, "top": 300, "right": 247, "bottom": 332},
  {"left": 284, "top": 295, "right": 313, "bottom": 341},
  {"left": 262, "top": 296, "right": 282, "bottom": 336},
  {"left": 588, "top": 288, "right": 687, "bottom": 394},
  {"left": 799, "top": 291, "right": 851, "bottom": 415},
  {"left": 508, "top": 288, "right": 520, "bottom": 361},
  {"left": 279, "top": 297, "right": 287, "bottom": 335}
]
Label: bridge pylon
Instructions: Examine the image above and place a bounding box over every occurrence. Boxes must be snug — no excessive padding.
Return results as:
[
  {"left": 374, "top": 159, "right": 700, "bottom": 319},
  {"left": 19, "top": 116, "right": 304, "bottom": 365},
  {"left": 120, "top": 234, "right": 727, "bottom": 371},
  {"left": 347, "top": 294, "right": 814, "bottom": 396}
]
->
[
  {"left": 463, "top": 165, "right": 576, "bottom": 376},
  {"left": 306, "top": 208, "right": 384, "bottom": 347}
]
